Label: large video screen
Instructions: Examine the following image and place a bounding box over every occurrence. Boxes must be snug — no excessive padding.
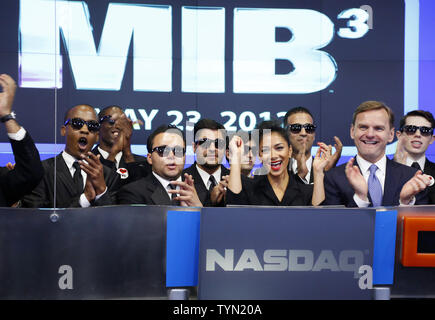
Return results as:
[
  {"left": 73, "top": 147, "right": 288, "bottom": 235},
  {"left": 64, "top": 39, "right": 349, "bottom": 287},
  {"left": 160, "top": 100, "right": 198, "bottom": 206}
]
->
[{"left": 0, "top": 0, "right": 432, "bottom": 163}]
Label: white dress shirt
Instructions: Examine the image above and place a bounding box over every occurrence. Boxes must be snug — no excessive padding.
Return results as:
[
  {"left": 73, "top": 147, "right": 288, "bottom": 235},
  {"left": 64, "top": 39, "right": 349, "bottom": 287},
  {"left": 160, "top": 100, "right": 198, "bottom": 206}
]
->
[
  {"left": 152, "top": 172, "right": 182, "bottom": 200},
  {"left": 353, "top": 155, "right": 415, "bottom": 207},
  {"left": 196, "top": 164, "right": 221, "bottom": 190},
  {"left": 406, "top": 156, "right": 426, "bottom": 171},
  {"left": 8, "top": 127, "right": 26, "bottom": 141},
  {"left": 98, "top": 146, "right": 123, "bottom": 169},
  {"left": 289, "top": 156, "right": 313, "bottom": 184}
]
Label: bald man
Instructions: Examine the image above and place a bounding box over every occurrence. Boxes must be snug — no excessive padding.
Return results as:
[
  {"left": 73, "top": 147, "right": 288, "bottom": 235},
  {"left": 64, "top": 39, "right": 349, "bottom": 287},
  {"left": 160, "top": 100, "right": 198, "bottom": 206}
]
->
[{"left": 22, "top": 104, "right": 119, "bottom": 208}]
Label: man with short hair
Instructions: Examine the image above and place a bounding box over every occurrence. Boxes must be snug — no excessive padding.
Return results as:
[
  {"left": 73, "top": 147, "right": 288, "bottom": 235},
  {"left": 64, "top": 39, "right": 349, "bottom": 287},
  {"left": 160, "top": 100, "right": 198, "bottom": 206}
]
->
[
  {"left": 183, "top": 119, "right": 230, "bottom": 206},
  {"left": 283, "top": 106, "right": 342, "bottom": 184},
  {"left": 92, "top": 105, "right": 151, "bottom": 182},
  {"left": 22, "top": 104, "right": 117, "bottom": 208},
  {"left": 226, "top": 131, "right": 258, "bottom": 178},
  {"left": 323, "top": 101, "right": 430, "bottom": 207},
  {"left": 0, "top": 74, "right": 44, "bottom": 207},
  {"left": 394, "top": 110, "right": 435, "bottom": 203},
  {"left": 116, "top": 125, "right": 202, "bottom": 206}
]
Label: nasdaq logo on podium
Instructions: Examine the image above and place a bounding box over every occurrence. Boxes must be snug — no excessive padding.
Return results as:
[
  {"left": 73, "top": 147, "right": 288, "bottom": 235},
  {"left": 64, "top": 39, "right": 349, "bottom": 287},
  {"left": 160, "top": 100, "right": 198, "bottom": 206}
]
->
[
  {"left": 18, "top": 0, "right": 370, "bottom": 94},
  {"left": 206, "top": 248, "right": 366, "bottom": 278}
]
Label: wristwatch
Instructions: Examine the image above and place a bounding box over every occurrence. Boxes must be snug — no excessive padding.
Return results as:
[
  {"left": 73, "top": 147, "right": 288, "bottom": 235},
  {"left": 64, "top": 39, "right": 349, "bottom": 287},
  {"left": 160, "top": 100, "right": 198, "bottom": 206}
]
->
[{"left": 0, "top": 111, "right": 16, "bottom": 123}]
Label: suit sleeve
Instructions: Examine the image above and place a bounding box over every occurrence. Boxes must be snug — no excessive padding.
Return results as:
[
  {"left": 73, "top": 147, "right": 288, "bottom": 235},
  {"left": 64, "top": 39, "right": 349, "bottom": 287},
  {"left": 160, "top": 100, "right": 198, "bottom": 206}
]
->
[
  {"left": 116, "top": 182, "right": 144, "bottom": 205},
  {"left": 323, "top": 170, "right": 357, "bottom": 207},
  {"left": 0, "top": 133, "right": 44, "bottom": 206},
  {"left": 226, "top": 175, "right": 253, "bottom": 205}
]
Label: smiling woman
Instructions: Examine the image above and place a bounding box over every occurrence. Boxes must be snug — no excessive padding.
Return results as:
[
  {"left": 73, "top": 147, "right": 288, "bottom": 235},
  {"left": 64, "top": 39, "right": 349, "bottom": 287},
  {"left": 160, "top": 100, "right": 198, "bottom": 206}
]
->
[{"left": 226, "top": 120, "right": 329, "bottom": 206}]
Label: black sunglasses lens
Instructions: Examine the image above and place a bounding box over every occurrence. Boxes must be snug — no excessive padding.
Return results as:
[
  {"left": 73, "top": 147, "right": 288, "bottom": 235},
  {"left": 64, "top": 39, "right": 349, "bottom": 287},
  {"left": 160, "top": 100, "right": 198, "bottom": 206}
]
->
[
  {"left": 173, "top": 146, "right": 185, "bottom": 158},
  {"left": 153, "top": 146, "right": 185, "bottom": 158},
  {"left": 304, "top": 124, "right": 316, "bottom": 133},
  {"left": 70, "top": 118, "right": 85, "bottom": 130},
  {"left": 420, "top": 126, "right": 433, "bottom": 136},
  {"left": 70, "top": 118, "right": 100, "bottom": 132},
  {"left": 404, "top": 125, "right": 433, "bottom": 136},
  {"left": 288, "top": 124, "right": 301, "bottom": 133},
  {"left": 87, "top": 121, "right": 101, "bottom": 132},
  {"left": 404, "top": 126, "right": 416, "bottom": 134},
  {"left": 198, "top": 139, "right": 210, "bottom": 148}
]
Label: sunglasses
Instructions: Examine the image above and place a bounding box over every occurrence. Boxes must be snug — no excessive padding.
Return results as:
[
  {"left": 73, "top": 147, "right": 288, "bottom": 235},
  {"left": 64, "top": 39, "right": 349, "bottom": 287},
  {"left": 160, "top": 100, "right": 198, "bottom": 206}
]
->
[
  {"left": 195, "top": 138, "right": 226, "bottom": 150},
  {"left": 287, "top": 123, "right": 316, "bottom": 134},
  {"left": 401, "top": 125, "right": 434, "bottom": 137},
  {"left": 64, "top": 118, "right": 100, "bottom": 132},
  {"left": 99, "top": 115, "right": 116, "bottom": 126},
  {"left": 150, "top": 145, "right": 186, "bottom": 158},
  {"left": 243, "top": 145, "right": 258, "bottom": 155}
]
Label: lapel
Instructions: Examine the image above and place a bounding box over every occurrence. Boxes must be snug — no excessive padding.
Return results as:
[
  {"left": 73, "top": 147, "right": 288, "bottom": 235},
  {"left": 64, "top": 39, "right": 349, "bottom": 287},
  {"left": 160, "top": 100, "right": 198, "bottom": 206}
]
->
[
  {"left": 54, "top": 154, "right": 80, "bottom": 198},
  {"left": 382, "top": 158, "right": 397, "bottom": 206},
  {"left": 147, "top": 174, "right": 172, "bottom": 205},
  {"left": 191, "top": 163, "right": 209, "bottom": 204},
  {"left": 424, "top": 157, "right": 435, "bottom": 175},
  {"left": 257, "top": 175, "right": 280, "bottom": 205}
]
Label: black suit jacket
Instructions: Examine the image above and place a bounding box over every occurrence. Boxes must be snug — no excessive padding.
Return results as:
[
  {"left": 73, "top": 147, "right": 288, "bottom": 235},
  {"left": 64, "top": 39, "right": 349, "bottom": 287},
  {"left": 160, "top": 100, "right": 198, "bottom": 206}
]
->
[
  {"left": 182, "top": 163, "right": 230, "bottom": 206},
  {"left": 116, "top": 173, "right": 176, "bottom": 205},
  {"left": 423, "top": 158, "right": 435, "bottom": 204},
  {"left": 21, "top": 153, "right": 119, "bottom": 208},
  {"left": 226, "top": 173, "right": 313, "bottom": 206},
  {"left": 324, "top": 157, "right": 429, "bottom": 207},
  {"left": 0, "top": 133, "right": 44, "bottom": 207},
  {"left": 92, "top": 145, "right": 151, "bottom": 184}
]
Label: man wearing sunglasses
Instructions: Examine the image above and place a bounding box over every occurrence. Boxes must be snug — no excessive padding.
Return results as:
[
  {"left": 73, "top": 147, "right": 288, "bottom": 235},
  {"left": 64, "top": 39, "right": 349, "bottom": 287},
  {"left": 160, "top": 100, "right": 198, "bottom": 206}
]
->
[
  {"left": 323, "top": 101, "right": 431, "bottom": 207},
  {"left": 394, "top": 110, "right": 435, "bottom": 203},
  {"left": 183, "top": 119, "right": 230, "bottom": 206},
  {"left": 0, "top": 74, "right": 43, "bottom": 207},
  {"left": 116, "top": 125, "right": 202, "bottom": 206},
  {"left": 22, "top": 104, "right": 118, "bottom": 208},
  {"left": 283, "top": 107, "right": 342, "bottom": 184},
  {"left": 92, "top": 106, "right": 151, "bottom": 182}
]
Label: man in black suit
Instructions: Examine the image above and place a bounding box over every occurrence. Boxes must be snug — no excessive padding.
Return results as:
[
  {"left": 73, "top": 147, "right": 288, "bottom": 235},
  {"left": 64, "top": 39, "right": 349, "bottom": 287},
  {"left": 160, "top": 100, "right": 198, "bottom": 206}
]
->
[
  {"left": 0, "top": 74, "right": 43, "bottom": 207},
  {"left": 324, "top": 101, "right": 431, "bottom": 207},
  {"left": 183, "top": 119, "right": 229, "bottom": 206},
  {"left": 22, "top": 104, "right": 117, "bottom": 208},
  {"left": 92, "top": 105, "right": 151, "bottom": 182},
  {"left": 116, "top": 125, "right": 202, "bottom": 206},
  {"left": 394, "top": 110, "right": 435, "bottom": 203},
  {"left": 283, "top": 106, "right": 342, "bottom": 184}
]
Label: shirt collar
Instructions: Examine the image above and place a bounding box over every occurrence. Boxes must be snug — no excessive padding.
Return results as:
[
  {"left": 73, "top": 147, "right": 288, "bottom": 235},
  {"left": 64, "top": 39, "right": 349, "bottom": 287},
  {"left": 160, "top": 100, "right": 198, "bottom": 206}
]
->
[
  {"left": 196, "top": 164, "right": 221, "bottom": 187},
  {"left": 406, "top": 155, "right": 426, "bottom": 170},
  {"left": 98, "top": 146, "right": 123, "bottom": 166},
  {"left": 152, "top": 172, "right": 182, "bottom": 190},
  {"left": 62, "top": 151, "right": 79, "bottom": 170},
  {"left": 356, "top": 154, "right": 387, "bottom": 175}
]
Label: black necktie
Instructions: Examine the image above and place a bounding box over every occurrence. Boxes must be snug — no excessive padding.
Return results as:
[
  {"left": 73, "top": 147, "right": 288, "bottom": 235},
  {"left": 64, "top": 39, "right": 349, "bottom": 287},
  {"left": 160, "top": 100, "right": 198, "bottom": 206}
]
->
[
  {"left": 72, "top": 161, "right": 84, "bottom": 194},
  {"left": 411, "top": 162, "right": 422, "bottom": 171},
  {"left": 168, "top": 183, "right": 179, "bottom": 205},
  {"left": 208, "top": 175, "right": 217, "bottom": 192}
]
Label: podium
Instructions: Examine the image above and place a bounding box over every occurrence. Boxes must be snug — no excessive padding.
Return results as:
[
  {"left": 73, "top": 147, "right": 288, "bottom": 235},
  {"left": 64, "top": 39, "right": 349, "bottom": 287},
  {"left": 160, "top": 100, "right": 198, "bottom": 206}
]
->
[
  {"left": 0, "top": 204, "right": 433, "bottom": 299},
  {"left": 197, "top": 206, "right": 376, "bottom": 300}
]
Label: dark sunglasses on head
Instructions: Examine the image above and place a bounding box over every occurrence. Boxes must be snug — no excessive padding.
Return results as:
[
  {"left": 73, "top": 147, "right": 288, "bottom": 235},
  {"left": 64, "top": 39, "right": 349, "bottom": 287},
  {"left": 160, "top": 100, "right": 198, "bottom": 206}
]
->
[
  {"left": 286, "top": 123, "right": 316, "bottom": 134},
  {"left": 64, "top": 118, "right": 100, "bottom": 132},
  {"left": 99, "top": 115, "right": 116, "bottom": 125},
  {"left": 401, "top": 125, "right": 434, "bottom": 137},
  {"left": 150, "top": 145, "right": 186, "bottom": 158},
  {"left": 195, "top": 138, "right": 226, "bottom": 150}
]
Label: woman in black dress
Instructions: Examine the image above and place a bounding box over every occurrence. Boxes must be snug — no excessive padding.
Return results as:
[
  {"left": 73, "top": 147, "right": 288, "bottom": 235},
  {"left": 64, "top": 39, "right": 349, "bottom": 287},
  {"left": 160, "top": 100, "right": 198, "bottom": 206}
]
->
[{"left": 226, "top": 121, "right": 328, "bottom": 206}]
